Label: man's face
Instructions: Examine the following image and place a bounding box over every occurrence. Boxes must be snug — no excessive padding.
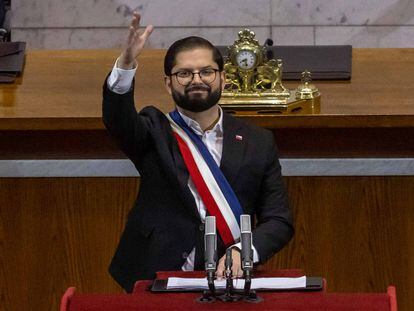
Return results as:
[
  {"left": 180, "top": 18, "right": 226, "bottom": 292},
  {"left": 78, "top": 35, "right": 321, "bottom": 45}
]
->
[{"left": 165, "top": 48, "right": 225, "bottom": 113}]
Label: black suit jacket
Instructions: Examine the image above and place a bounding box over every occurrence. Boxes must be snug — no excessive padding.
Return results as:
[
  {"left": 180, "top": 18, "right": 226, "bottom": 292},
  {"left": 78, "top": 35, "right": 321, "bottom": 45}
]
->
[{"left": 102, "top": 81, "right": 294, "bottom": 292}]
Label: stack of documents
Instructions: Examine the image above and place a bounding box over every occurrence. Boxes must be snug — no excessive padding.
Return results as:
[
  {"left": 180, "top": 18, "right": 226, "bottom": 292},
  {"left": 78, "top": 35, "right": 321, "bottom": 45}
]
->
[{"left": 167, "top": 276, "right": 306, "bottom": 290}]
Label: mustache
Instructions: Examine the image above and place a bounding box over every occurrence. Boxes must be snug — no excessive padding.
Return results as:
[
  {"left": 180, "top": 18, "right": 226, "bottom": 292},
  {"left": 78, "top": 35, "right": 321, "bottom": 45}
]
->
[{"left": 185, "top": 84, "right": 211, "bottom": 93}]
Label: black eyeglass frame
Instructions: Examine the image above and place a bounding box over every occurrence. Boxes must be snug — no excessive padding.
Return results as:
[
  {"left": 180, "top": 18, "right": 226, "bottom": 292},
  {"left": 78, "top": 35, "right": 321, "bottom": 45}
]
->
[{"left": 170, "top": 68, "right": 221, "bottom": 86}]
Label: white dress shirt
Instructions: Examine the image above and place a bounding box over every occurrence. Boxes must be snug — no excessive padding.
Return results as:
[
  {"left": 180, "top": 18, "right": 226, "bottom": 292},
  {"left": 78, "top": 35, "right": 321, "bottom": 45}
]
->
[{"left": 107, "top": 59, "right": 259, "bottom": 270}]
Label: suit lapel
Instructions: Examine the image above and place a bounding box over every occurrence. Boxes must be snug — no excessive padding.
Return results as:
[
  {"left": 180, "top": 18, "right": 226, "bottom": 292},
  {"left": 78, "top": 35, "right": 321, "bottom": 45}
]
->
[{"left": 220, "top": 112, "right": 247, "bottom": 186}]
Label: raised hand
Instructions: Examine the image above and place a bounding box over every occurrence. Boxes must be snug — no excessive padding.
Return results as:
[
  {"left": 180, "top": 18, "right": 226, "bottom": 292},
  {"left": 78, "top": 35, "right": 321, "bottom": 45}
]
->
[{"left": 118, "top": 12, "right": 154, "bottom": 69}]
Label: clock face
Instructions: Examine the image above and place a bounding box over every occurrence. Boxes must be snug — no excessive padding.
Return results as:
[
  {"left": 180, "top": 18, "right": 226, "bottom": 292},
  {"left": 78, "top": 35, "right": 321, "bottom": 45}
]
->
[{"left": 236, "top": 50, "right": 257, "bottom": 70}]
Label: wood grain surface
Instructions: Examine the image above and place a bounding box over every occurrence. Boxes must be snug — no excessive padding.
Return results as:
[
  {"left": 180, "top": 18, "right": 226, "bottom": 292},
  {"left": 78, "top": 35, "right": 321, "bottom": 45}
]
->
[
  {"left": 0, "top": 178, "right": 138, "bottom": 310},
  {"left": 1, "top": 49, "right": 414, "bottom": 129},
  {"left": 3, "top": 126, "right": 414, "bottom": 159},
  {"left": 1, "top": 177, "right": 413, "bottom": 310}
]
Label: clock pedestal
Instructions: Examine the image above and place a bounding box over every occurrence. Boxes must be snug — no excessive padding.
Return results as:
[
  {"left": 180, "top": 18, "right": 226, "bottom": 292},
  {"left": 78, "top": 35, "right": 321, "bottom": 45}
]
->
[{"left": 220, "top": 92, "right": 320, "bottom": 115}]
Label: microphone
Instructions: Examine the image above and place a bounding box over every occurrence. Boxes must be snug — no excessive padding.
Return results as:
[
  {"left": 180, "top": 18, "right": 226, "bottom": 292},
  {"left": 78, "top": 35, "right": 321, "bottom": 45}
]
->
[
  {"left": 241, "top": 215, "right": 253, "bottom": 272},
  {"left": 240, "top": 214, "right": 253, "bottom": 294},
  {"left": 204, "top": 216, "right": 217, "bottom": 293}
]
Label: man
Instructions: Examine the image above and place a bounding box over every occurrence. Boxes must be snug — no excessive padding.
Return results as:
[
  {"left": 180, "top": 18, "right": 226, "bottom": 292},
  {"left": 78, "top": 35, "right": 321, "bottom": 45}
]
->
[{"left": 103, "top": 12, "right": 293, "bottom": 293}]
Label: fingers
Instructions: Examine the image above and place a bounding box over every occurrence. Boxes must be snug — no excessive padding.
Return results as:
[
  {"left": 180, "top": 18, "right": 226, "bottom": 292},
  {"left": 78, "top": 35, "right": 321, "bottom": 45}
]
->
[
  {"left": 216, "top": 256, "right": 225, "bottom": 281},
  {"left": 131, "top": 12, "right": 153, "bottom": 36},
  {"left": 230, "top": 249, "right": 243, "bottom": 278},
  {"left": 120, "top": 12, "right": 152, "bottom": 69},
  {"left": 131, "top": 12, "right": 141, "bottom": 30},
  {"left": 230, "top": 248, "right": 243, "bottom": 278},
  {"left": 133, "top": 24, "right": 153, "bottom": 42},
  {"left": 232, "top": 265, "right": 243, "bottom": 279},
  {"left": 215, "top": 249, "right": 244, "bottom": 280},
  {"left": 142, "top": 24, "right": 154, "bottom": 40},
  {"left": 127, "top": 26, "right": 135, "bottom": 45},
  {"left": 128, "top": 12, "right": 153, "bottom": 45}
]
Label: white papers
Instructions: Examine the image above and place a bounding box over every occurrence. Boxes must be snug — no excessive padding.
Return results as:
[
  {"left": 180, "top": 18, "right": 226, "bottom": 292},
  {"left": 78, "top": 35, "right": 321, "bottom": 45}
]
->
[{"left": 166, "top": 276, "right": 306, "bottom": 290}]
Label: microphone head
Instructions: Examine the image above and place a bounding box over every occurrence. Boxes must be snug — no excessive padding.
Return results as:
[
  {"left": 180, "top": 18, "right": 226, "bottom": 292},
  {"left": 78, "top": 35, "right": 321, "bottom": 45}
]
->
[
  {"left": 240, "top": 214, "right": 251, "bottom": 233},
  {"left": 205, "top": 216, "right": 216, "bottom": 235}
]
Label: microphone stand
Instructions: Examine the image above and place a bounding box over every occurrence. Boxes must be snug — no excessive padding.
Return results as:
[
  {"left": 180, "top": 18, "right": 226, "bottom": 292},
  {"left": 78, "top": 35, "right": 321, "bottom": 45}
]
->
[
  {"left": 225, "top": 248, "right": 234, "bottom": 297},
  {"left": 242, "top": 268, "right": 261, "bottom": 302},
  {"left": 241, "top": 254, "right": 262, "bottom": 303},
  {"left": 199, "top": 270, "right": 217, "bottom": 303},
  {"left": 217, "top": 248, "right": 244, "bottom": 302},
  {"left": 243, "top": 269, "right": 252, "bottom": 295},
  {"left": 242, "top": 249, "right": 254, "bottom": 299},
  {"left": 198, "top": 247, "right": 262, "bottom": 304},
  {"left": 207, "top": 270, "right": 216, "bottom": 296}
]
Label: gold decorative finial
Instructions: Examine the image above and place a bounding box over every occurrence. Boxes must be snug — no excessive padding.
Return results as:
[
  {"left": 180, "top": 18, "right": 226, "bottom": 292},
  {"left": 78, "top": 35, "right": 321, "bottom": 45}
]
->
[
  {"left": 301, "top": 70, "right": 312, "bottom": 83},
  {"left": 295, "top": 70, "right": 320, "bottom": 100},
  {"left": 232, "top": 29, "right": 261, "bottom": 50}
]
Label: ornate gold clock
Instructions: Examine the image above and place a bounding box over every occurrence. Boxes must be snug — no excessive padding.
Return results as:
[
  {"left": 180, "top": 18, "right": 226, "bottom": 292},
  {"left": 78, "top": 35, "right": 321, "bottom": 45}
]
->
[{"left": 219, "top": 29, "right": 320, "bottom": 114}]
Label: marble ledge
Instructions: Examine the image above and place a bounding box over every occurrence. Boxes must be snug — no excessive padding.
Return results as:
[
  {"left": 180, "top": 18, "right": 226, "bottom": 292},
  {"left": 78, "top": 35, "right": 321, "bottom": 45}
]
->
[{"left": 1, "top": 159, "right": 414, "bottom": 177}]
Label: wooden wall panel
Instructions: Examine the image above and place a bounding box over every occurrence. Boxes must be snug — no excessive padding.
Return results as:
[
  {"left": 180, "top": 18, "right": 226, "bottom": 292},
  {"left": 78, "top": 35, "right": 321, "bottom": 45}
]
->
[
  {"left": 265, "top": 176, "right": 414, "bottom": 311},
  {"left": 0, "top": 178, "right": 138, "bottom": 311},
  {"left": 1, "top": 176, "right": 413, "bottom": 310}
]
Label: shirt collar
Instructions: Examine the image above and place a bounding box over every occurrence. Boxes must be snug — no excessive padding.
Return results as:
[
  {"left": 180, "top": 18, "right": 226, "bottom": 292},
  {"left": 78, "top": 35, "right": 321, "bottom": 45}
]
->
[{"left": 177, "top": 107, "right": 223, "bottom": 136}]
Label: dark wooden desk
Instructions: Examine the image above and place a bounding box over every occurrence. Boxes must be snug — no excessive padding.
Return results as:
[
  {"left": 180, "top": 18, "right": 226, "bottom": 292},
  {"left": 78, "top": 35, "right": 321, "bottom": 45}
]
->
[
  {"left": 1, "top": 49, "right": 414, "bottom": 158},
  {"left": 1, "top": 49, "right": 414, "bottom": 129}
]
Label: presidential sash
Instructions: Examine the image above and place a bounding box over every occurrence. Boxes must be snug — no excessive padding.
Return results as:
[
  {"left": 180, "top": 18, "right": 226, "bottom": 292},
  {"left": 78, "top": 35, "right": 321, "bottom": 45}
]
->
[{"left": 167, "top": 110, "right": 243, "bottom": 246}]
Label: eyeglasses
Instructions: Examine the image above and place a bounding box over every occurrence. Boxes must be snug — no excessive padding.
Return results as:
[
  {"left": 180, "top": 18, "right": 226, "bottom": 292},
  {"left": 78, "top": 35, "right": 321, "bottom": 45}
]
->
[{"left": 170, "top": 68, "right": 220, "bottom": 86}]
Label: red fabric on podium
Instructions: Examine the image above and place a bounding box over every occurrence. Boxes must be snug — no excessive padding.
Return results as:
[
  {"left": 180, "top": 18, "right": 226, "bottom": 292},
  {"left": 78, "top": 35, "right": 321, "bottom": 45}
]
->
[
  {"left": 65, "top": 287, "right": 395, "bottom": 311},
  {"left": 387, "top": 286, "right": 398, "bottom": 311},
  {"left": 62, "top": 271, "right": 397, "bottom": 311},
  {"left": 60, "top": 287, "right": 76, "bottom": 311}
]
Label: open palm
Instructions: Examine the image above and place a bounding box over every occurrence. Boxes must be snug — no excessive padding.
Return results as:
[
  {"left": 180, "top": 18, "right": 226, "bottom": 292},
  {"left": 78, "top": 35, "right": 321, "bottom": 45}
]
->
[{"left": 119, "top": 12, "right": 154, "bottom": 69}]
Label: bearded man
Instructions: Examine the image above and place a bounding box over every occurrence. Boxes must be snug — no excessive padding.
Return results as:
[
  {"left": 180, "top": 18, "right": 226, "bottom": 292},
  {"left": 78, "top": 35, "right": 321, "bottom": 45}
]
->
[{"left": 103, "top": 12, "right": 293, "bottom": 293}]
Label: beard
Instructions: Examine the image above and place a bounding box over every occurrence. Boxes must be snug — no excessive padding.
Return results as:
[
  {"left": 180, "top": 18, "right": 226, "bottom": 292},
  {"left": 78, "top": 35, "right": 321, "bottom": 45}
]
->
[{"left": 171, "top": 83, "right": 222, "bottom": 113}]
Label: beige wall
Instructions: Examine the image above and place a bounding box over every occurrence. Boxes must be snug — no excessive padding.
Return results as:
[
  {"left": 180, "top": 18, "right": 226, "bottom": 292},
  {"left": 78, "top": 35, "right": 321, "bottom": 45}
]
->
[{"left": 11, "top": 0, "right": 414, "bottom": 49}]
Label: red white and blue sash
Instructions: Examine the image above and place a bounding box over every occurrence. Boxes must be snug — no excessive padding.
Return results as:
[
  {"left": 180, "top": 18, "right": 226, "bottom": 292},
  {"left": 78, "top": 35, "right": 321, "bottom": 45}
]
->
[{"left": 167, "top": 110, "right": 243, "bottom": 246}]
